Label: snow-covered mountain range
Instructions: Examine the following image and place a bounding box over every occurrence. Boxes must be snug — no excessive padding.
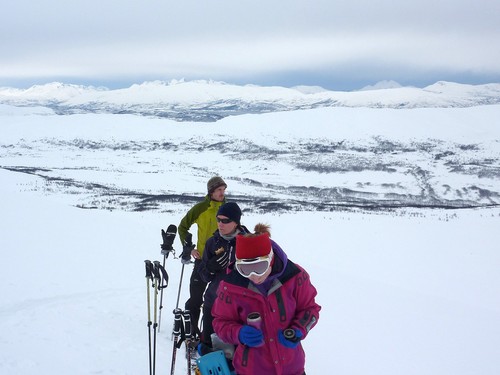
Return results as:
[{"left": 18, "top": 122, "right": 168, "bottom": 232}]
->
[
  {"left": 1, "top": 78, "right": 500, "bottom": 213},
  {"left": 1, "top": 80, "right": 500, "bottom": 121}
]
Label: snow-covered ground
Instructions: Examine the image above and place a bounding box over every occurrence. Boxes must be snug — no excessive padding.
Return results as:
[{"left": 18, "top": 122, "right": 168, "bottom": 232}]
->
[{"left": 1, "top": 83, "right": 499, "bottom": 374}]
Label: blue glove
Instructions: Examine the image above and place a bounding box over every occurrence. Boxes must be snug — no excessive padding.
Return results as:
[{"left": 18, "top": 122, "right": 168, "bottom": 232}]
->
[
  {"left": 278, "top": 328, "right": 303, "bottom": 348},
  {"left": 238, "top": 325, "right": 264, "bottom": 347}
]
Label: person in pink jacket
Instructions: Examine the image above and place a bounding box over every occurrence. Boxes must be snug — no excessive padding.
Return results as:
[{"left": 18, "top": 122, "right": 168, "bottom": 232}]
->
[{"left": 212, "top": 224, "right": 321, "bottom": 375}]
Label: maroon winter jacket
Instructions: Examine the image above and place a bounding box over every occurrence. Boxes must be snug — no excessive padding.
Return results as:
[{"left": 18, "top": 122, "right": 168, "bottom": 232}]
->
[{"left": 212, "top": 244, "right": 320, "bottom": 375}]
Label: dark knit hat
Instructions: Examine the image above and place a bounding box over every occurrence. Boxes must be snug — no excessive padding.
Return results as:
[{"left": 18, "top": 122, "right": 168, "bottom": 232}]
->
[
  {"left": 207, "top": 176, "right": 227, "bottom": 194},
  {"left": 217, "top": 202, "right": 242, "bottom": 224},
  {"left": 236, "top": 233, "right": 272, "bottom": 260}
]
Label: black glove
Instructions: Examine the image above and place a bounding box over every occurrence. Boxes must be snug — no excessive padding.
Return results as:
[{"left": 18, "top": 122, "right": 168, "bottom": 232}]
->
[
  {"left": 181, "top": 244, "right": 194, "bottom": 264},
  {"left": 161, "top": 243, "right": 171, "bottom": 251},
  {"left": 206, "top": 250, "right": 229, "bottom": 273},
  {"left": 160, "top": 227, "right": 176, "bottom": 251},
  {"left": 180, "top": 233, "right": 195, "bottom": 264}
]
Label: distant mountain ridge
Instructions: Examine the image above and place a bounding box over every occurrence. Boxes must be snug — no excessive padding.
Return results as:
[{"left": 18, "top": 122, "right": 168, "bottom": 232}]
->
[{"left": 1, "top": 80, "right": 499, "bottom": 122}]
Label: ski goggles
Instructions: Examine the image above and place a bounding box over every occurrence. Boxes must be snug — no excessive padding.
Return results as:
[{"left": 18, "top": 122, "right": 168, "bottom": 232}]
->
[{"left": 235, "top": 251, "right": 273, "bottom": 278}]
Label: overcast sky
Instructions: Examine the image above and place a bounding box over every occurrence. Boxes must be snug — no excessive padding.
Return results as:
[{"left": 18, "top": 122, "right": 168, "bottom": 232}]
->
[{"left": 2, "top": 0, "right": 499, "bottom": 90}]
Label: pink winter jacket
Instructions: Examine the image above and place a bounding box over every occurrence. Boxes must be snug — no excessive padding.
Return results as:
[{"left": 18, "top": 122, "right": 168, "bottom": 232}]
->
[{"left": 212, "top": 257, "right": 320, "bottom": 375}]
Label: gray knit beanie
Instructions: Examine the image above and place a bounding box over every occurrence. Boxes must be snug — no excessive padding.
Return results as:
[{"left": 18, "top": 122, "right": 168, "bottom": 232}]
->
[{"left": 207, "top": 176, "right": 227, "bottom": 194}]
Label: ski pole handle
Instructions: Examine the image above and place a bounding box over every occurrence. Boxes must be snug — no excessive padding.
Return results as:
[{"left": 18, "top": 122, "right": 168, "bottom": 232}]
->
[{"left": 145, "top": 260, "right": 153, "bottom": 279}]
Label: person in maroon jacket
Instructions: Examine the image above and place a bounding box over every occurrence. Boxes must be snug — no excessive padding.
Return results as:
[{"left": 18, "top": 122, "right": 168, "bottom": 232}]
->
[
  {"left": 212, "top": 224, "right": 321, "bottom": 375},
  {"left": 198, "top": 202, "right": 250, "bottom": 349}
]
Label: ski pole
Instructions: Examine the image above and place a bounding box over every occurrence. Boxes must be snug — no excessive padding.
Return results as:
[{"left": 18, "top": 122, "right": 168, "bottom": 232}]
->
[
  {"left": 159, "top": 224, "right": 177, "bottom": 332},
  {"left": 175, "top": 264, "right": 185, "bottom": 311},
  {"left": 170, "top": 232, "right": 192, "bottom": 374},
  {"left": 170, "top": 308, "right": 183, "bottom": 375},
  {"left": 175, "top": 231, "right": 193, "bottom": 310},
  {"left": 152, "top": 261, "right": 161, "bottom": 375},
  {"left": 144, "top": 260, "right": 153, "bottom": 375},
  {"left": 158, "top": 253, "right": 167, "bottom": 333},
  {"left": 153, "top": 260, "right": 169, "bottom": 333}
]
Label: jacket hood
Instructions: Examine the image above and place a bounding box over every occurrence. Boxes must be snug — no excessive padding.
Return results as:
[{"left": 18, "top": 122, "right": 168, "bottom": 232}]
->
[{"left": 251, "top": 239, "right": 288, "bottom": 295}]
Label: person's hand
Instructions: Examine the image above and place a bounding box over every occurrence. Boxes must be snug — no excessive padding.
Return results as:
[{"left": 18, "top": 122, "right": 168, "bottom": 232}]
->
[
  {"left": 238, "top": 325, "right": 264, "bottom": 347},
  {"left": 181, "top": 244, "right": 194, "bottom": 264},
  {"left": 206, "top": 250, "right": 229, "bottom": 273},
  {"left": 191, "top": 249, "right": 201, "bottom": 260},
  {"left": 180, "top": 232, "right": 195, "bottom": 263},
  {"left": 278, "top": 328, "right": 303, "bottom": 348}
]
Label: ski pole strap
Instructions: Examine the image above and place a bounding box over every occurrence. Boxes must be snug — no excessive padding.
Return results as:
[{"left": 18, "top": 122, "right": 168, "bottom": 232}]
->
[
  {"left": 175, "top": 325, "right": 186, "bottom": 349},
  {"left": 153, "top": 260, "right": 169, "bottom": 289},
  {"left": 152, "top": 262, "right": 161, "bottom": 281}
]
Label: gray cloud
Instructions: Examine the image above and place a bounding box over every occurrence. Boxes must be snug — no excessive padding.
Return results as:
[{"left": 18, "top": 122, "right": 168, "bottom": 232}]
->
[{"left": 2, "top": 0, "right": 499, "bottom": 90}]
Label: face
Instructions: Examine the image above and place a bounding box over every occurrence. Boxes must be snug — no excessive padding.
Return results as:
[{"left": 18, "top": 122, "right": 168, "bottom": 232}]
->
[
  {"left": 235, "top": 251, "right": 274, "bottom": 284},
  {"left": 248, "top": 266, "right": 272, "bottom": 284},
  {"left": 211, "top": 186, "right": 226, "bottom": 202},
  {"left": 217, "top": 215, "right": 238, "bottom": 235}
]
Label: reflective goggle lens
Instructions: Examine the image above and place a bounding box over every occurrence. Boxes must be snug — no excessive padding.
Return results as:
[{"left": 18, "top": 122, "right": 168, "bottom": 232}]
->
[{"left": 235, "top": 252, "right": 273, "bottom": 278}]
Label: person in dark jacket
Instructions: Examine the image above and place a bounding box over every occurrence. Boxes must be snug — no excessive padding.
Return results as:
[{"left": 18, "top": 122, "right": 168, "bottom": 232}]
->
[
  {"left": 212, "top": 224, "right": 321, "bottom": 375},
  {"left": 177, "top": 176, "right": 227, "bottom": 339},
  {"left": 198, "top": 202, "right": 249, "bottom": 349}
]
